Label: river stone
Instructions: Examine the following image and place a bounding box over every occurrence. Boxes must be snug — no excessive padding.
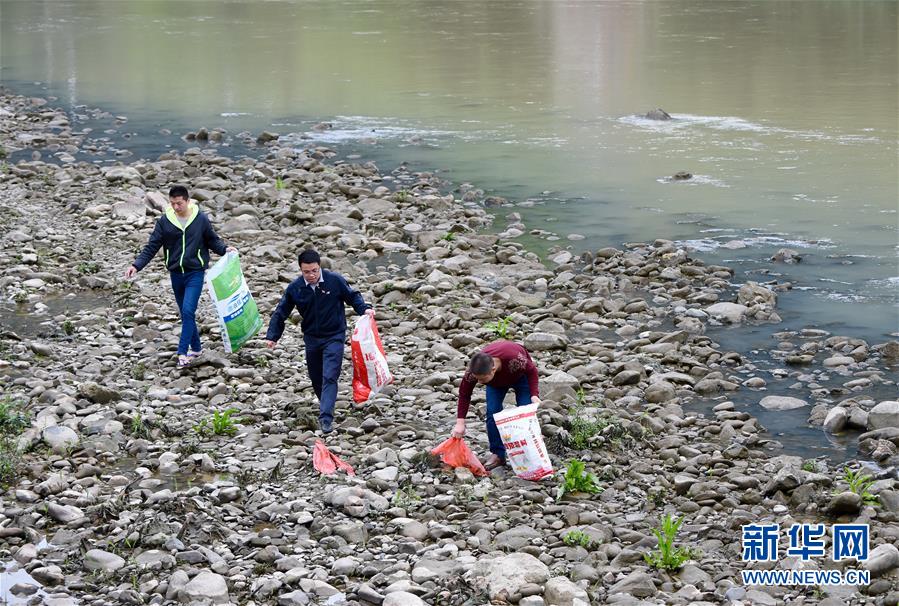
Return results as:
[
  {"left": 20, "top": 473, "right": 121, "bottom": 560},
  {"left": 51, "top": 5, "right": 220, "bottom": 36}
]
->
[
  {"left": 482, "top": 553, "right": 550, "bottom": 602},
  {"left": 867, "top": 401, "right": 899, "bottom": 430},
  {"left": 103, "top": 166, "right": 143, "bottom": 183},
  {"left": 179, "top": 571, "right": 229, "bottom": 604},
  {"left": 45, "top": 503, "right": 84, "bottom": 524},
  {"left": 644, "top": 108, "right": 671, "bottom": 120},
  {"left": 771, "top": 248, "right": 801, "bottom": 263},
  {"left": 111, "top": 199, "right": 146, "bottom": 221},
  {"left": 325, "top": 486, "right": 390, "bottom": 517},
  {"left": 544, "top": 576, "right": 589, "bottom": 605},
  {"left": 277, "top": 590, "right": 310, "bottom": 606},
  {"left": 823, "top": 356, "right": 855, "bottom": 368},
  {"left": 77, "top": 382, "right": 120, "bottom": 404},
  {"left": 737, "top": 282, "right": 776, "bottom": 307},
  {"left": 706, "top": 303, "right": 749, "bottom": 324},
  {"left": 823, "top": 407, "right": 848, "bottom": 433},
  {"left": 524, "top": 332, "right": 568, "bottom": 351},
  {"left": 644, "top": 381, "right": 676, "bottom": 403},
  {"left": 759, "top": 396, "right": 808, "bottom": 411},
  {"left": 607, "top": 570, "right": 657, "bottom": 598},
  {"left": 83, "top": 549, "right": 125, "bottom": 572},
  {"left": 862, "top": 544, "right": 899, "bottom": 577},
  {"left": 827, "top": 492, "right": 862, "bottom": 516},
  {"left": 493, "top": 525, "right": 542, "bottom": 550},
  {"left": 383, "top": 592, "right": 426, "bottom": 606},
  {"left": 42, "top": 426, "right": 79, "bottom": 451},
  {"left": 135, "top": 549, "right": 176, "bottom": 569}
]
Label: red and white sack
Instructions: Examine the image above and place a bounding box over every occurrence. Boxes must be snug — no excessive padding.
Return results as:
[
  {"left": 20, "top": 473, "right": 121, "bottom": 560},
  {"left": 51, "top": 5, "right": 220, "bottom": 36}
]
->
[
  {"left": 492, "top": 403, "right": 554, "bottom": 481},
  {"left": 351, "top": 314, "right": 393, "bottom": 403}
]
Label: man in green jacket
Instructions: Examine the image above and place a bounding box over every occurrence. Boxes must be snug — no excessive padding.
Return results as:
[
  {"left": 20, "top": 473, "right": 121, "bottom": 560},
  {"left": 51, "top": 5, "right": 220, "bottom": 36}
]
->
[{"left": 125, "top": 186, "right": 235, "bottom": 368}]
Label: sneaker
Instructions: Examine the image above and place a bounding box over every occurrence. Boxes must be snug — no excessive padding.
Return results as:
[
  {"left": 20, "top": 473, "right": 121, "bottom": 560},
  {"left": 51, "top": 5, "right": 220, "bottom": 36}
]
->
[
  {"left": 187, "top": 350, "right": 203, "bottom": 359},
  {"left": 177, "top": 355, "right": 192, "bottom": 369},
  {"left": 319, "top": 419, "right": 334, "bottom": 434},
  {"left": 484, "top": 454, "right": 505, "bottom": 470}
]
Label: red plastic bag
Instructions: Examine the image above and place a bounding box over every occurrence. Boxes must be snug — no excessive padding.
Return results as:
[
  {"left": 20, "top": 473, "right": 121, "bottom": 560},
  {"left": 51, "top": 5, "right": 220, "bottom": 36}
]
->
[
  {"left": 351, "top": 315, "right": 393, "bottom": 403},
  {"left": 430, "top": 437, "right": 488, "bottom": 477},
  {"left": 313, "top": 439, "right": 355, "bottom": 476}
]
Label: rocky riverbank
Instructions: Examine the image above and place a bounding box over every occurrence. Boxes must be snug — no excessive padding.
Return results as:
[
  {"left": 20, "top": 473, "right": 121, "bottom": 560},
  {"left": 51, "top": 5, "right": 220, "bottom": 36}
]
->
[{"left": 0, "top": 89, "right": 897, "bottom": 606}]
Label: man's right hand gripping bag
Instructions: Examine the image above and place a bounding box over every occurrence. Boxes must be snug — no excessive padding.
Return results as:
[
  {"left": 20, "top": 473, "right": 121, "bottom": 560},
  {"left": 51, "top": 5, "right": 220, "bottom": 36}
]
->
[
  {"left": 351, "top": 314, "right": 393, "bottom": 403},
  {"left": 492, "top": 403, "right": 554, "bottom": 481}
]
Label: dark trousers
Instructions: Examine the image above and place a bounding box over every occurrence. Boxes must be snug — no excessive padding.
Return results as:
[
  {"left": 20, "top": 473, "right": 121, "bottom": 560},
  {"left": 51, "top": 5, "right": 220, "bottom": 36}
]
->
[
  {"left": 486, "top": 375, "right": 532, "bottom": 459},
  {"left": 304, "top": 333, "right": 345, "bottom": 424},
  {"left": 170, "top": 270, "right": 205, "bottom": 355}
]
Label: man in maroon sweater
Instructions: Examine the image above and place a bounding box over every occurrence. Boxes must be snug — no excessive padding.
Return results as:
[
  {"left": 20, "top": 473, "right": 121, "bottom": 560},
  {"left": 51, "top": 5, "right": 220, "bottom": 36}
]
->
[{"left": 452, "top": 340, "right": 541, "bottom": 469}]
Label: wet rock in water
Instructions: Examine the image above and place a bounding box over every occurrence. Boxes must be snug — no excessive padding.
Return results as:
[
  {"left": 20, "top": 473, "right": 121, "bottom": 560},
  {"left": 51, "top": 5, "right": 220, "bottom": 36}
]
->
[
  {"left": 643, "top": 108, "right": 672, "bottom": 120},
  {"left": 771, "top": 248, "right": 802, "bottom": 263},
  {"left": 706, "top": 302, "right": 749, "bottom": 324},
  {"left": 867, "top": 401, "right": 899, "bottom": 430},
  {"left": 823, "top": 407, "right": 848, "bottom": 433},
  {"left": 759, "top": 395, "right": 808, "bottom": 411},
  {"left": 256, "top": 131, "right": 280, "bottom": 143},
  {"left": 672, "top": 171, "right": 692, "bottom": 180}
]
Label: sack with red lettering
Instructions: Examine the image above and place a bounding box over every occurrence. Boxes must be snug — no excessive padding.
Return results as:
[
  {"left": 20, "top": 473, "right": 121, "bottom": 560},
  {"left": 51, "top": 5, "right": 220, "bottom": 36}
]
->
[
  {"left": 492, "top": 403, "right": 554, "bottom": 481},
  {"left": 351, "top": 314, "right": 393, "bottom": 403}
]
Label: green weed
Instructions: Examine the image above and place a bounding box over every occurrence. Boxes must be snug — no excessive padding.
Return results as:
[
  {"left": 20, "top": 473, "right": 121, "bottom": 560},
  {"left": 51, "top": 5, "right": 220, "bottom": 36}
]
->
[
  {"left": 130, "top": 362, "right": 146, "bottom": 381},
  {"left": 563, "top": 530, "right": 594, "bottom": 549},
  {"left": 643, "top": 513, "right": 698, "bottom": 571},
  {"left": 392, "top": 485, "right": 422, "bottom": 509},
  {"left": 129, "top": 413, "right": 152, "bottom": 439},
  {"left": 393, "top": 189, "right": 412, "bottom": 203},
  {"left": 441, "top": 232, "right": 456, "bottom": 242},
  {"left": 194, "top": 408, "right": 240, "bottom": 437},
  {"left": 77, "top": 261, "right": 100, "bottom": 275},
  {"left": 556, "top": 459, "right": 602, "bottom": 501},
  {"left": 840, "top": 467, "right": 879, "bottom": 506},
  {"left": 275, "top": 177, "right": 286, "bottom": 190},
  {"left": 485, "top": 316, "right": 512, "bottom": 339},
  {"left": 61, "top": 319, "right": 75, "bottom": 336},
  {"left": 0, "top": 397, "right": 30, "bottom": 486}
]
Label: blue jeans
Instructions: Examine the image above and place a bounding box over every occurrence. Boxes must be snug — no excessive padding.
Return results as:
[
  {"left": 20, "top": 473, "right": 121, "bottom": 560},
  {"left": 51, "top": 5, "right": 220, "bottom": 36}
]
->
[
  {"left": 170, "top": 271, "right": 204, "bottom": 355},
  {"left": 486, "top": 375, "right": 532, "bottom": 459},
  {"left": 304, "top": 333, "right": 345, "bottom": 425}
]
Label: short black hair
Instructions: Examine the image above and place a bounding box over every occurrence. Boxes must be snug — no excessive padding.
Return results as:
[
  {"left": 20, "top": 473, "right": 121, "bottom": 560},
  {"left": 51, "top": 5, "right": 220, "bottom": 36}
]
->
[
  {"left": 468, "top": 352, "right": 494, "bottom": 375},
  {"left": 298, "top": 249, "right": 321, "bottom": 266},
  {"left": 169, "top": 185, "right": 189, "bottom": 199}
]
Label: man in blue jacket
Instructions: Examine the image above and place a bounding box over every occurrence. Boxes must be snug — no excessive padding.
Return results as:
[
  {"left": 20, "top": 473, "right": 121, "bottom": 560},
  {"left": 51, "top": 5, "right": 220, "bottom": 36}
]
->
[
  {"left": 125, "top": 185, "right": 235, "bottom": 368},
  {"left": 265, "top": 249, "right": 374, "bottom": 434}
]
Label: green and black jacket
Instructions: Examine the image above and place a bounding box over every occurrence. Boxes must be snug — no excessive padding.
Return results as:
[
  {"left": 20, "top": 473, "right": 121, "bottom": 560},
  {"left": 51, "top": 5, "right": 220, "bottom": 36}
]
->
[{"left": 132, "top": 204, "right": 227, "bottom": 273}]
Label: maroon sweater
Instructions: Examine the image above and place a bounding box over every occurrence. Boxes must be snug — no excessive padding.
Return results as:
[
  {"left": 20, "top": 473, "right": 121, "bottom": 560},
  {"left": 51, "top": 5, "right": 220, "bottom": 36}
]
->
[{"left": 457, "top": 341, "right": 540, "bottom": 419}]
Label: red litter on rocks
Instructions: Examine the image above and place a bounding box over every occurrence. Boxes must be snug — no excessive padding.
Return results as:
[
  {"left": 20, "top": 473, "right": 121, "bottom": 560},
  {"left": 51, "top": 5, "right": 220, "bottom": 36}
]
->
[{"left": 312, "top": 439, "right": 355, "bottom": 476}]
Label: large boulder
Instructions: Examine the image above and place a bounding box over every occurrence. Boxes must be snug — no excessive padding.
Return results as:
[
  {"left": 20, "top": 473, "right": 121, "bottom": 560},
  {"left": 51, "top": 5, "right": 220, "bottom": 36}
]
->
[
  {"left": 868, "top": 401, "right": 899, "bottom": 430},
  {"left": 706, "top": 302, "right": 749, "bottom": 324},
  {"left": 524, "top": 332, "right": 569, "bottom": 351},
  {"left": 478, "top": 553, "right": 550, "bottom": 602}
]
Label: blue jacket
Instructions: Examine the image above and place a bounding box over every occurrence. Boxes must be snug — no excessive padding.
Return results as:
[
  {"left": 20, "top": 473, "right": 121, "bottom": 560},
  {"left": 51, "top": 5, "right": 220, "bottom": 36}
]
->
[
  {"left": 266, "top": 270, "right": 370, "bottom": 340},
  {"left": 132, "top": 204, "right": 226, "bottom": 273}
]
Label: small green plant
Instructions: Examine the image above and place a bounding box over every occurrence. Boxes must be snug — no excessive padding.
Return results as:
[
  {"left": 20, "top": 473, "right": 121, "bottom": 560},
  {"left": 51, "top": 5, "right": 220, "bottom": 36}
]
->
[
  {"left": 254, "top": 355, "right": 269, "bottom": 369},
  {"left": 393, "top": 189, "right": 412, "bottom": 203},
  {"left": 77, "top": 261, "right": 100, "bottom": 275},
  {"left": 0, "top": 145, "right": 7, "bottom": 160},
  {"left": 61, "top": 319, "right": 75, "bottom": 336},
  {"left": 556, "top": 459, "right": 602, "bottom": 501},
  {"left": 392, "top": 485, "right": 422, "bottom": 509},
  {"left": 194, "top": 408, "right": 240, "bottom": 436},
  {"left": 0, "top": 397, "right": 30, "bottom": 486},
  {"left": 485, "top": 316, "right": 512, "bottom": 339},
  {"left": 644, "top": 513, "right": 697, "bottom": 571},
  {"left": 130, "top": 413, "right": 152, "bottom": 439},
  {"left": 130, "top": 362, "right": 146, "bottom": 381},
  {"left": 275, "top": 176, "right": 286, "bottom": 190},
  {"left": 563, "top": 530, "right": 594, "bottom": 549},
  {"left": 647, "top": 487, "right": 669, "bottom": 508},
  {"left": 840, "top": 467, "right": 879, "bottom": 506},
  {"left": 441, "top": 231, "right": 456, "bottom": 242}
]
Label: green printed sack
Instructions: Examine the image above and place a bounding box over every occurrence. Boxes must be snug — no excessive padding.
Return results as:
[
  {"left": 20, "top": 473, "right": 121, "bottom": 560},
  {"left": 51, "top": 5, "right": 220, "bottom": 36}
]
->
[{"left": 205, "top": 252, "right": 262, "bottom": 353}]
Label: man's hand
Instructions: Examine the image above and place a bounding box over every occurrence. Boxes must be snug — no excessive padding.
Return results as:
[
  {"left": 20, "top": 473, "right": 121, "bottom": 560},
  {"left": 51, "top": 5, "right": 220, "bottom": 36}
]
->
[
  {"left": 124, "top": 265, "right": 137, "bottom": 279},
  {"left": 451, "top": 418, "right": 466, "bottom": 438},
  {"left": 265, "top": 340, "right": 277, "bottom": 349},
  {"left": 365, "top": 308, "right": 375, "bottom": 317},
  {"left": 226, "top": 246, "right": 237, "bottom": 253},
  {"left": 531, "top": 396, "right": 542, "bottom": 406}
]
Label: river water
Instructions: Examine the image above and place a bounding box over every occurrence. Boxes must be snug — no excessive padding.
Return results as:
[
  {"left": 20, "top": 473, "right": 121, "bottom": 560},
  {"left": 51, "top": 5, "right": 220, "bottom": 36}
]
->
[{"left": 1, "top": 1, "right": 896, "bottom": 459}]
